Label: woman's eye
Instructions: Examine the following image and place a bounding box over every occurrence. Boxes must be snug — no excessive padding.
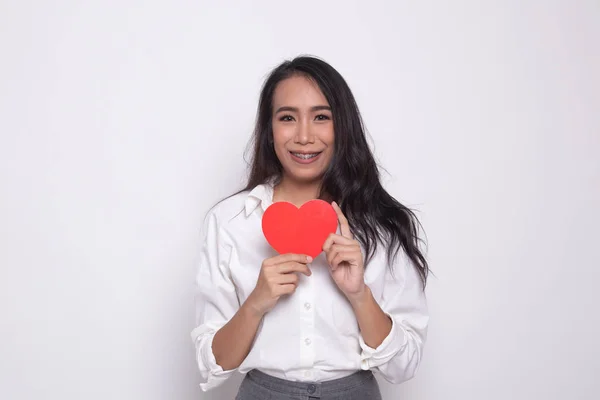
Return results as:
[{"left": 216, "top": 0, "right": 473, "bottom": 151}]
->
[
  {"left": 315, "top": 114, "right": 331, "bottom": 121},
  {"left": 279, "top": 115, "right": 294, "bottom": 122}
]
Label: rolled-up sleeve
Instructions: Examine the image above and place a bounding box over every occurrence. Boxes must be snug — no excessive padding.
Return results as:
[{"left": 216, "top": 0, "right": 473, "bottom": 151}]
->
[
  {"left": 358, "top": 252, "right": 429, "bottom": 384},
  {"left": 190, "top": 210, "right": 239, "bottom": 391}
]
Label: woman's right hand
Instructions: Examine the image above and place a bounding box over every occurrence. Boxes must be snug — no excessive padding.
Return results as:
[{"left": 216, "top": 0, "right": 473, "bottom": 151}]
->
[{"left": 246, "top": 253, "right": 312, "bottom": 317}]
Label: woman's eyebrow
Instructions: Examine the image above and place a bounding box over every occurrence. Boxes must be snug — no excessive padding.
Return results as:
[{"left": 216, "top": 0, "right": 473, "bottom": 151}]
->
[{"left": 275, "top": 105, "right": 331, "bottom": 113}]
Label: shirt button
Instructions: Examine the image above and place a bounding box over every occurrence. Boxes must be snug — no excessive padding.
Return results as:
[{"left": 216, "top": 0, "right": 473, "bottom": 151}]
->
[
  {"left": 304, "top": 302, "right": 311, "bottom": 310},
  {"left": 305, "top": 338, "right": 311, "bottom": 346},
  {"left": 304, "top": 370, "right": 312, "bottom": 378}
]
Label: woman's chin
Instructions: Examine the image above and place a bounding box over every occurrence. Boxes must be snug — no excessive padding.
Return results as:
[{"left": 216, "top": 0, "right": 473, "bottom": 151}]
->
[{"left": 282, "top": 169, "right": 325, "bottom": 185}]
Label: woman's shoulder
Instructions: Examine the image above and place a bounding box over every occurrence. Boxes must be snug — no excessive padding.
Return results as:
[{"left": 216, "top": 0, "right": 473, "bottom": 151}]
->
[{"left": 204, "top": 189, "right": 251, "bottom": 227}]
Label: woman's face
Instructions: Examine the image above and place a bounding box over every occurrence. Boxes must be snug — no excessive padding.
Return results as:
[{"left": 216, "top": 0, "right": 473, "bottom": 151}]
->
[{"left": 271, "top": 75, "right": 335, "bottom": 185}]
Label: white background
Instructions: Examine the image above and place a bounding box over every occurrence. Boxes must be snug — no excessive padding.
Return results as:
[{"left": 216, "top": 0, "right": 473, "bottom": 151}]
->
[{"left": 1, "top": 1, "right": 599, "bottom": 399}]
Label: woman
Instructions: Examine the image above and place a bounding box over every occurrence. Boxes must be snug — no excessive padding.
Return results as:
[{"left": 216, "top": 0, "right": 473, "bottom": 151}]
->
[{"left": 192, "top": 56, "right": 429, "bottom": 399}]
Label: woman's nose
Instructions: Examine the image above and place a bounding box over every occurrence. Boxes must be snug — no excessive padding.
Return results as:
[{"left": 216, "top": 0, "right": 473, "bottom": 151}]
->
[{"left": 294, "top": 121, "right": 315, "bottom": 144}]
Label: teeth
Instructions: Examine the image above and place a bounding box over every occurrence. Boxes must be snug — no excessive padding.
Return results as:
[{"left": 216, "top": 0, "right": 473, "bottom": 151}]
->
[{"left": 292, "top": 152, "right": 319, "bottom": 160}]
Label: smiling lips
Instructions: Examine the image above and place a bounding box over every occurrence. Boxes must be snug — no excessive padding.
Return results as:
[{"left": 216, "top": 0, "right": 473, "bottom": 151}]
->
[{"left": 290, "top": 151, "right": 323, "bottom": 164}]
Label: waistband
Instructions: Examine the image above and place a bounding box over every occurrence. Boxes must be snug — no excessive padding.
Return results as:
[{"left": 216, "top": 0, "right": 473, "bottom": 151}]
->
[{"left": 246, "top": 369, "right": 374, "bottom": 397}]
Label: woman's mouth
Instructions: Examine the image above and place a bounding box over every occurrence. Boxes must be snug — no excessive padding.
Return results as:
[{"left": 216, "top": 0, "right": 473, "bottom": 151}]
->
[{"left": 289, "top": 151, "right": 322, "bottom": 164}]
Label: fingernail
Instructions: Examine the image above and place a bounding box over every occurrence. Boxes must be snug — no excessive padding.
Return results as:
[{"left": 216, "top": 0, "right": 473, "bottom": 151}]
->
[{"left": 307, "top": 256, "right": 313, "bottom": 263}]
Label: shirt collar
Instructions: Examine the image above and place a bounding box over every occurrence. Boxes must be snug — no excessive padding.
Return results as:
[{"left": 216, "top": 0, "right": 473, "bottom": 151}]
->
[{"left": 244, "top": 181, "right": 275, "bottom": 217}]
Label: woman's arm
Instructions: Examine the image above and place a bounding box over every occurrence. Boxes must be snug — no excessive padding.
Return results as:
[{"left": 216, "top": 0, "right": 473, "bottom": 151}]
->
[
  {"left": 356, "top": 255, "right": 429, "bottom": 384},
  {"left": 209, "top": 252, "right": 312, "bottom": 370},
  {"left": 322, "top": 202, "right": 428, "bottom": 384},
  {"left": 211, "top": 302, "right": 263, "bottom": 370},
  {"left": 348, "top": 285, "right": 393, "bottom": 349}
]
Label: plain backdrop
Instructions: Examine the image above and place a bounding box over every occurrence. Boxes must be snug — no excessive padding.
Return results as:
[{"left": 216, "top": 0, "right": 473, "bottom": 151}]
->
[{"left": 1, "top": 1, "right": 599, "bottom": 399}]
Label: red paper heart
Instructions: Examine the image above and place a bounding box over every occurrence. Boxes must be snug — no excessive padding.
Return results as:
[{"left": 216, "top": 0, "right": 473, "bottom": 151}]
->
[{"left": 262, "top": 199, "right": 338, "bottom": 259}]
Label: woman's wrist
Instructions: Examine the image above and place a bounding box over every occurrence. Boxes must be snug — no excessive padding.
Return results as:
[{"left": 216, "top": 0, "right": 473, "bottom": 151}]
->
[
  {"left": 242, "top": 293, "right": 267, "bottom": 319},
  {"left": 347, "top": 284, "right": 371, "bottom": 309}
]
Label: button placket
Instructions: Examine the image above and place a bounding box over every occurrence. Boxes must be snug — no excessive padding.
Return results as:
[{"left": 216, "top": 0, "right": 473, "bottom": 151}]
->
[{"left": 299, "top": 266, "right": 315, "bottom": 369}]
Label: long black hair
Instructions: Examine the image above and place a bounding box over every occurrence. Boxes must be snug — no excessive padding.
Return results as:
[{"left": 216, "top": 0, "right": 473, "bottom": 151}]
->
[{"left": 240, "top": 55, "right": 429, "bottom": 288}]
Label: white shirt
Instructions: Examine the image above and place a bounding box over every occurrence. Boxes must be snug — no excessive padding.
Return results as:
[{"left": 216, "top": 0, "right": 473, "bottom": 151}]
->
[{"left": 191, "top": 183, "right": 429, "bottom": 391}]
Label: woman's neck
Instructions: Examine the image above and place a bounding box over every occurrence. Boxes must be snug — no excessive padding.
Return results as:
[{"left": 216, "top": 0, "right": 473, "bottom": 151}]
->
[{"left": 273, "top": 178, "right": 323, "bottom": 207}]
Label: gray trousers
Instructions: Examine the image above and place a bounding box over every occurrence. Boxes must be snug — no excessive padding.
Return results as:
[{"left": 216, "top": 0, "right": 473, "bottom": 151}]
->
[{"left": 236, "top": 369, "right": 382, "bottom": 400}]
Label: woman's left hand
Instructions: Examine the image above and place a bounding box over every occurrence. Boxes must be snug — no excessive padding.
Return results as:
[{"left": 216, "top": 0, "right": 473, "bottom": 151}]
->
[{"left": 323, "top": 202, "right": 367, "bottom": 303}]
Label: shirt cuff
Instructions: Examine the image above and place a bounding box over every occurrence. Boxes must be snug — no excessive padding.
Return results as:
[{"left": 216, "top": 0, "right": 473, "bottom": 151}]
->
[
  {"left": 358, "top": 312, "right": 408, "bottom": 370},
  {"left": 193, "top": 328, "right": 236, "bottom": 391}
]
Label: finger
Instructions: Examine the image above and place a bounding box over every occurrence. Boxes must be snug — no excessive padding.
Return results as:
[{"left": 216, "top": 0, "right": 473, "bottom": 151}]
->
[
  {"left": 331, "top": 251, "right": 355, "bottom": 271},
  {"left": 326, "top": 244, "right": 339, "bottom": 267},
  {"left": 276, "top": 273, "right": 300, "bottom": 285},
  {"left": 330, "top": 251, "right": 342, "bottom": 271},
  {"left": 325, "top": 243, "right": 351, "bottom": 264},
  {"left": 277, "top": 262, "right": 312, "bottom": 276},
  {"left": 332, "top": 201, "right": 353, "bottom": 239},
  {"left": 330, "top": 244, "right": 360, "bottom": 253},
  {"left": 323, "top": 233, "right": 355, "bottom": 251},
  {"left": 277, "top": 284, "right": 297, "bottom": 296},
  {"left": 267, "top": 253, "right": 312, "bottom": 266}
]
